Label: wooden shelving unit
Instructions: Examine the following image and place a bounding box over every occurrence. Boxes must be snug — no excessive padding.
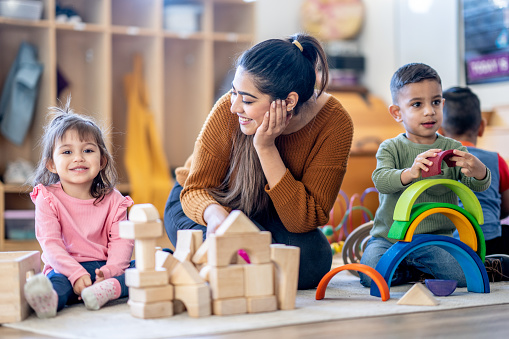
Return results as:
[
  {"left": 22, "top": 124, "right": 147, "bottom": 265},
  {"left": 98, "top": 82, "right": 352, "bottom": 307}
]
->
[{"left": 0, "top": 0, "right": 256, "bottom": 251}]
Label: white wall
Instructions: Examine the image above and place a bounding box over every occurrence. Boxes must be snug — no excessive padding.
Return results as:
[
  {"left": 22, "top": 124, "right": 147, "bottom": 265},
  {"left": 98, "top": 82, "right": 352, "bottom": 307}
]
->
[{"left": 255, "top": 0, "right": 509, "bottom": 111}]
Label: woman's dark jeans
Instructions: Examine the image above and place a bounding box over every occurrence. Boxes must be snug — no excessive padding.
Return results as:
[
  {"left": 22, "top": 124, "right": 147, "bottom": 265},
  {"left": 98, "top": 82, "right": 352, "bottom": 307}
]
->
[{"left": 164, "top": 181, "right": 332, "bottom": 289}]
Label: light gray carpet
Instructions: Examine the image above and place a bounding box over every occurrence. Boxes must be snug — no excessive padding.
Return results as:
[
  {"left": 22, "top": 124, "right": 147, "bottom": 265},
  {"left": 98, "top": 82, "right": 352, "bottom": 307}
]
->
[{"left": 6, "top": 271, "right": 509, "bottom": 339}]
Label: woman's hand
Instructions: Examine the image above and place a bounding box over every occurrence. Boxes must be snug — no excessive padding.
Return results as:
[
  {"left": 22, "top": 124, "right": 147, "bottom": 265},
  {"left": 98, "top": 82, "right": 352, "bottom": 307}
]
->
[
  {"left": 204, "top": 204, "right": 229, "bottom": 237},
  {"left": 253, "top": 99, "right": 292, "bottom": 150}
]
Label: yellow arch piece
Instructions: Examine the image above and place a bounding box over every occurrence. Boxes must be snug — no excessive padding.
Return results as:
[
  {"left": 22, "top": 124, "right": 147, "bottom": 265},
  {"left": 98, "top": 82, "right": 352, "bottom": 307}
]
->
[
  {"left": 404, "top": 207, "right": 478, "bottom": 252},
  {"left": 393, "top": 179, "right": 484, "bottom": 225}
]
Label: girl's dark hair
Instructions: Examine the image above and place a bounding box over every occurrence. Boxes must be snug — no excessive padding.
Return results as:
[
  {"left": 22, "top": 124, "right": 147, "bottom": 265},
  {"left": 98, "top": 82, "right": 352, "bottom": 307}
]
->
[
  {"left": 442, "top": 86, "right": 482, "bottom": 137},
  {"left": 209, "top": 33, "right": 329, "bottom": 218},
  {"left": 32, "top": 97, "right": 117, "bottom": 204}
]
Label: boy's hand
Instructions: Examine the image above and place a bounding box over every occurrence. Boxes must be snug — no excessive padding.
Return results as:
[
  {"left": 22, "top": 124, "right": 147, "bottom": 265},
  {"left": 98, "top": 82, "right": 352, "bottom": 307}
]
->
[
  {"left": 73, "top": 274, "right": 92, "bottom": 298},
  {"left": 94, "top": 269, "right": 105, "bottom": 284},
  {"left": 401, "top": 149, "right": 442, "bottom": 185},
  {"left": 451, "top": 149, "right": 487, "bottom": 180}
]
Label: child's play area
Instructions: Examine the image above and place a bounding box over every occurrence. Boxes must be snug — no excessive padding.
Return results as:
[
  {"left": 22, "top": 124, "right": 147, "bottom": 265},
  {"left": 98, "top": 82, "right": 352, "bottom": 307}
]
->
[{"left": 2, "top": 0, "right": 509, "bottom": 338}]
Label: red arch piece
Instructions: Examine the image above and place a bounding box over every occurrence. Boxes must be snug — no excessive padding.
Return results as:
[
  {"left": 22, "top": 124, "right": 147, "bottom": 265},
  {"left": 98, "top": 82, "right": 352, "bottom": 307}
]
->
[
  {"left": 315, "top": 263, "right": 390, "bottom": 301},
  {"left": 422, "top": 149, "right": 456, "bottom": 178}
]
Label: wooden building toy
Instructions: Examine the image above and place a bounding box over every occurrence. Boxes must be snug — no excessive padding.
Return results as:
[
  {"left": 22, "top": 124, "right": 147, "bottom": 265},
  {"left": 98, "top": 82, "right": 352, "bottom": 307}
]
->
[
  {"left": 424, "top": 279, "right": 457, "bottom": 297},
  {"left": 397, "top": 283, "right": 439, "bottom": 306},
  {"left": 0, "top": 251, "right": 41, "bottom": 323},
  {"left": 270, "top": 244, "right": 300, "bottom": 310},
  {"left": 421, "top": 149, "right": 456, "bottom": 178}
]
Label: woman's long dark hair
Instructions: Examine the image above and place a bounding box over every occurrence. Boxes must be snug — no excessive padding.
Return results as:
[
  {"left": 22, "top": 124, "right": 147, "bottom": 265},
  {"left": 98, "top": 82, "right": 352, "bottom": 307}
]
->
[{"left": 209, "top": 33, "right": 329, "bottom": 217}]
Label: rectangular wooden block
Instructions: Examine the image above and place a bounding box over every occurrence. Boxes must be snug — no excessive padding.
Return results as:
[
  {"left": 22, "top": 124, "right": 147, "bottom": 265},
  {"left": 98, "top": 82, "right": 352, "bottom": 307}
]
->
[
  {"left": 270, "top": 244, "right": 300, "bottom": 310},
  {"left": 125, "top": 268, "right": 168, "bottom": 288},
  {"left": 175, "top": 283, "right": 211, "bottom": 318},
  {"left": 208, "top": 232, "right": 272, "bottom": 267},
  {"left": 119, "top": 220, "right": 163, "bottom": 239},
  {"left": 244, "top": 263, "right": 274, "bottom": 297},
  {"left": 129, "top": 285, "right": 174, "bottom": 303},
  {"left": 246, "top": 295, "right": 277, "bottom": 313},
  {"left": 0, "top": 251, "right": 41, "bottom": 323},
  {"left": 128, "top": 300, "right": 173, "bottom": 319},
  {"left": 209, "top": 265, "right": 245, "bottom": 300},
  {"left": 174, "top": 230, "right": 203, "bottom": 262},
  {"left": 212, "top": 297, "right": 247, "bottom": 316},
  {"left": 135, "top": 238, "right": 156, "bottom": 271}
]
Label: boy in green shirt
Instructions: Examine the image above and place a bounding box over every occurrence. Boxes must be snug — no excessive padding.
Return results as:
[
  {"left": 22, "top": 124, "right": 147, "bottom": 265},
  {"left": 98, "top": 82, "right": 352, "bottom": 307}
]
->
[{"left": 359, "top": 63, "right": 491, "bottom": 287}]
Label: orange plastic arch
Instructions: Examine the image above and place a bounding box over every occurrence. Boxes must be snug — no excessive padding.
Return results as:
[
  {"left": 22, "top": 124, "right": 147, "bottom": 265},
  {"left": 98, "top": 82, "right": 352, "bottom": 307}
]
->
[
  {"left": 315, "top": 263, "right": 390, "bottom": 301},
  {"left": 404, "top": 207, "right": 478, "bottom": 252}
]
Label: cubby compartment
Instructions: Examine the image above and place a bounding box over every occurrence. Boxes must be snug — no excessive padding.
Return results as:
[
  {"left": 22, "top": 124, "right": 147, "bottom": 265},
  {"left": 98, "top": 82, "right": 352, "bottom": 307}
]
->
[
  {"left": 111, "top": 0, "right": 160, "bottom": 29},
  {"left": 56, "top": 29, "right": 110, "bottom": 126},
  {"left": 55, "top": 0, "right": 108, "bottom": 25},
  {"left": 163, "top": 38, "right": 209, "bottom": 166},
  {"left": 0, "top": 24, "right": 53, "bottom": 172},
  {"left": 213, "top": 0, "right": 254, "bottom": 35},
  {"left": 111, "top": 34, "right": 162, "bottom": 182}
]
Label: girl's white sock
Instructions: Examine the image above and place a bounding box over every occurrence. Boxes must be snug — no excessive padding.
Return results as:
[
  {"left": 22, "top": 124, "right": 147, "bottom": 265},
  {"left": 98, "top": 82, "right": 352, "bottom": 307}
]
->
[
  {"left": 24, "top": 273, "right": 58, "bottom": 318},
  {"left": 81, "top": 278, "right": 120, "bottom": 310}
]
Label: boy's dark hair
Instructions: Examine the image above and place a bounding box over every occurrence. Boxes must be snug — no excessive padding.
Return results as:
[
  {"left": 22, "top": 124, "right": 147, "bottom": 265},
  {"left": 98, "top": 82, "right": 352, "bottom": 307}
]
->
[
  {"left": 390, "top": 63, "right": 442, "bottom": 104},
  {"left": 442, "top": 86, "right": 481, "bottom": 137}
]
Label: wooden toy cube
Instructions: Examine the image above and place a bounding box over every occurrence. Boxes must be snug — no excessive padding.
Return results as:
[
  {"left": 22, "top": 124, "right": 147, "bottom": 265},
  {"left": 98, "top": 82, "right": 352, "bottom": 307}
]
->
[{"left": 0, "top": 251, "right": 41, "bottom": 323}]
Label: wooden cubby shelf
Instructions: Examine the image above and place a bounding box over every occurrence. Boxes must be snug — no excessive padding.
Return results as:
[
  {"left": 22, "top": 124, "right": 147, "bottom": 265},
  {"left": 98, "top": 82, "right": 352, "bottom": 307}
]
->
[{"left": 0, "top": 0, "right": 256, "bottom": 252}]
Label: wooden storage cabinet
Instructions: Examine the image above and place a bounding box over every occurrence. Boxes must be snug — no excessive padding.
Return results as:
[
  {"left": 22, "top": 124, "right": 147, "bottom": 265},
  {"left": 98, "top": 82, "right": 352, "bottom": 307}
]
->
[{"left": 0, "top": 0, "right": 256, "bottom": 251}]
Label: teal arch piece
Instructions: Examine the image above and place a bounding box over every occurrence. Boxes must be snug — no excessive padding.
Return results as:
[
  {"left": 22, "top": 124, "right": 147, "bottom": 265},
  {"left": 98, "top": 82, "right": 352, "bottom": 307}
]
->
[
  {"left": 370, "top": 234, "right": 489, "bottom": 297},
  {"left": 392, "top": 179, "right": 484, "bottom": 225},
  {"left": 388, "top": 202, "right": 486, "bottom": 262}
]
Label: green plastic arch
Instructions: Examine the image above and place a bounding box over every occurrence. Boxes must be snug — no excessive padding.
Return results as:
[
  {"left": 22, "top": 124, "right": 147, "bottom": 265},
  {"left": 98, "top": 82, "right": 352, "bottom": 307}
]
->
[
  {"left": 388, "top": 202, "right": 486, "bottom": 262},
  {"left": 393, "top": 179, "right": 484, "bottom": 225}
]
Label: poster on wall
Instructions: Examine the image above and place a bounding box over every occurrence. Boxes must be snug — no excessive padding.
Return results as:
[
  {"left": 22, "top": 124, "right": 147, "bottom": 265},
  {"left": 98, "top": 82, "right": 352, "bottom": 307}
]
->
[{"left": 463, "top": 0, "right": 509, "bottom": 84}]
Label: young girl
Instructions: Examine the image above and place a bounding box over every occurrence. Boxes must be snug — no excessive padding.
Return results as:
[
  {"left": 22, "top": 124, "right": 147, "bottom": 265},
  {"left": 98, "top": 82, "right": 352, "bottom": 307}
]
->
[{"left": 25, "top": 98, "right": 134, "bottom": 318}]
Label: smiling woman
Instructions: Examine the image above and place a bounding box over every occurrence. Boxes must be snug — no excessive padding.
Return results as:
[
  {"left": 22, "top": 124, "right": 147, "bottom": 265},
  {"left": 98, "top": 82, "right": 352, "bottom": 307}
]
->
[{"left": 163, "top": 33, "right": 354, "bottom": 290}]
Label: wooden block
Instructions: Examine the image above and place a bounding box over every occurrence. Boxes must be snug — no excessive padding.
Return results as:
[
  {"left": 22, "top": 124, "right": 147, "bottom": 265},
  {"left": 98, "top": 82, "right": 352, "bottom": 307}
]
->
[
  {"left": 135, "top": 238, "right": 156, "bottom": 271},
  {"left": 270, "top": 244, "right": 300, "bottom": 310},
  {"left": 208, "top": 232, "right": 272, "bottom": 267},
  {"left": 129, "top": 285, "right": 174, "bottom": 303},
  {"left": 0, "top": 251, "right": 41, "bottom": 323},
  {"left": 199, "top": 264, "right": 211, "bottom": 281},
  {"left": 170, "top": 261, "right": 204, "bottom": 285},
  {"left": 155, "top": 250, "right": 179, "bottom": 276},
  {"left": 192, "top": 239, "right": 208, "bottom": 265},
  {"left": 174, "top": 230, "right": 203, "bottom": 262},
  {"left": 119, "top": 220, "right": 163, "bottom": 239},
  {"left": 244, "top": 263, "right": 274, "bottom": 297},
  {"left": 215, "top": 210, "right": 260, "bottom": 235},
  {"left": 209, "top": 265, "right": 245, "bottom": 299},
  {"left": 212, "top": 297, "right": 247, "bottom": 316},
  {"left": 397, "top": 283, "right": 439, "bottom": 306},
  {"left": 128, "top": 299, "right": 173, "bottom": 319},
  {"left": 246, "top": 295, "right": 277, "bottom": 313},
  {"left": 129, "top": 204, "right": 160, "bottom": 222},
  {"left": 125, "top": 268, "right": 168, "bottom": 288},
  {"left": 174, "top": 283, "right": 211, "bottom": 318}
]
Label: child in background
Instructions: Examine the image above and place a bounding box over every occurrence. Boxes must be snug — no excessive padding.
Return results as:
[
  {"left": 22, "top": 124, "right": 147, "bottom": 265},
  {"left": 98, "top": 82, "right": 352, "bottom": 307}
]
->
[
  {"left": 441, "top": 86, "right": 509, "bottom": 264},
  {"left": 25, "top": 98, "right": 134, "bottom": 318},
  {"left": 359, "top": 63, "right": 491, "bottom": 287}
]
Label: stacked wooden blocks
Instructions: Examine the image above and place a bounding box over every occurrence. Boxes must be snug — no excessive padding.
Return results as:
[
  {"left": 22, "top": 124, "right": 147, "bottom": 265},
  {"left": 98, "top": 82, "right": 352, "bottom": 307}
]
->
[
  {"left": 120, "top": 205, "right": 300, "bottom": 319},
  {"left": 120, "top": 204, "right": 173, "bottom": 319}
]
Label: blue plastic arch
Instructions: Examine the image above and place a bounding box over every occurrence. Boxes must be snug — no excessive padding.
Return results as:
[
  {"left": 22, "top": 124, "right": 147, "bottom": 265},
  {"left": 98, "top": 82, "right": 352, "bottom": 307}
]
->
[
  {"left": 392, "top": 179, "right": 484, "bottom": 225},
  {"left": 370, "top": 234, "right": 489, "bottom": 297}
]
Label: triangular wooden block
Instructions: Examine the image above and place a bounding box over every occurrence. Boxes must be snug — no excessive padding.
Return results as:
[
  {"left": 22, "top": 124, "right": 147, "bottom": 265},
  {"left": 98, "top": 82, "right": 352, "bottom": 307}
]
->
[
  {"left": 155, "top": 250, "right": 179, "bottom": 277},
  {"left": 192, "top": 239, "right": 208, "bottom": 265},
  {"left": 215, "top": 210, "right": 260, "bottom": 235},
  {"left": 170, "top": 261, "right": 204, "bottom": 285},
  {"left": 397, "top": 283, "right": 439, "bottom": 306}
]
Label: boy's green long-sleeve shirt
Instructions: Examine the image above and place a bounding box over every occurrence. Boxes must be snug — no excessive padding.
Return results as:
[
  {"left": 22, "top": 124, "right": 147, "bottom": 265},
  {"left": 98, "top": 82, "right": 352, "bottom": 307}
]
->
[{"left": 371, "top": 133, "right": 491, "bottom": 241}]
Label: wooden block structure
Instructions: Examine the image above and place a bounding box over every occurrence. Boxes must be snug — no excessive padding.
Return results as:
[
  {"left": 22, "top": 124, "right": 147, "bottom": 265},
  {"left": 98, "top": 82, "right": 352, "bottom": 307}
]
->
[
  {"left": 120, "top": 204, "right": 173, "bottom": 319},
  {"left": 0, "top": 251, "right": 41, "bottom": 323},
  {"left": 120, "top": 205, "right": 299, "bottom": 319}
]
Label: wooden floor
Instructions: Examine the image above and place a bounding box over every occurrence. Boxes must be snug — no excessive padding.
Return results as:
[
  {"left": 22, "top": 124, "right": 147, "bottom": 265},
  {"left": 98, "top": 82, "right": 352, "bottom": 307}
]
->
[{"left": 2, "top": 303, "right": 509, "bottom": 338}]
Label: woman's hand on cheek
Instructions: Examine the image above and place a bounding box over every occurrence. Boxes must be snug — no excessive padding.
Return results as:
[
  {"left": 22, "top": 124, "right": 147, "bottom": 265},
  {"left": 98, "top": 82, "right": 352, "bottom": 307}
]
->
[{"left": 254, "top": 99, "right": 291, "bottom": 150}]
